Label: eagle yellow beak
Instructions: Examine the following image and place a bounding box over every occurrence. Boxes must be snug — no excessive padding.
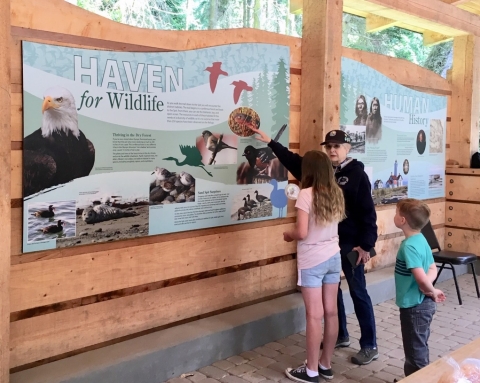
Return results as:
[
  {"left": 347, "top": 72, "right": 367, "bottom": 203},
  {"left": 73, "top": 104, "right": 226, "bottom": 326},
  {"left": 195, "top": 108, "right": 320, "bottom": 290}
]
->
[{"left": 42, "top": 96, "right": 58, "bottom": 113}]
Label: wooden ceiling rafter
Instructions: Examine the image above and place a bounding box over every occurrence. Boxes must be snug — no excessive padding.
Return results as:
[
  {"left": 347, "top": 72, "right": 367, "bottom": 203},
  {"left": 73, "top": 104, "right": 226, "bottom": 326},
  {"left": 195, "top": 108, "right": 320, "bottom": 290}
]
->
[{"left": 290, "top": 0, "right": 480, "bottom": 46}]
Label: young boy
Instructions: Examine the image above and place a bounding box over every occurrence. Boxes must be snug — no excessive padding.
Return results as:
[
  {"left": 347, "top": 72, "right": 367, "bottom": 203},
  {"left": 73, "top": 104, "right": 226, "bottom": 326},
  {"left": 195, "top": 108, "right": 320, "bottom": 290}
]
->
[{"left": 393, "top": 199, "right": 446, "bottom": 377}]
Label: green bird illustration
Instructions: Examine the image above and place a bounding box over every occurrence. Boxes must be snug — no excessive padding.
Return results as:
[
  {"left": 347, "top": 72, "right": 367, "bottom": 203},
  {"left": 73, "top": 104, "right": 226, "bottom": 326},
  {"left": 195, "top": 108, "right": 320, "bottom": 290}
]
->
[{"left": 163, "top": 145, "right": 213, "bottom": 177}]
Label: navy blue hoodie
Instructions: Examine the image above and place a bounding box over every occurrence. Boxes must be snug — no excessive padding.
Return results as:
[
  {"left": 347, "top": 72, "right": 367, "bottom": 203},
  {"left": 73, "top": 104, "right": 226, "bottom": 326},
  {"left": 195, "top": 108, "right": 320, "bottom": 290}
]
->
[{"left": 268, "top": 140, "right": 378, "bottom": 251}]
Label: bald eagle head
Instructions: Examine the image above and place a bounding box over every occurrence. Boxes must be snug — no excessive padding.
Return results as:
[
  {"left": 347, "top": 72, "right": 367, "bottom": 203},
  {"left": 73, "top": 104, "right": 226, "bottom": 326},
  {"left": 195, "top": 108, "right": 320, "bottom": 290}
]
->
[{"left": 41, "top": 87, "right": 80, "bottom": 138}]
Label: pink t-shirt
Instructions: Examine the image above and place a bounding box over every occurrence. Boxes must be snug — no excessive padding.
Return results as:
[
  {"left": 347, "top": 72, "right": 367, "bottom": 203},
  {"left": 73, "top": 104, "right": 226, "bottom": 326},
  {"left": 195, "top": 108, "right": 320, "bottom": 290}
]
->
[{"left": 295, "top": 187, "right": 340, "bottom": 270}]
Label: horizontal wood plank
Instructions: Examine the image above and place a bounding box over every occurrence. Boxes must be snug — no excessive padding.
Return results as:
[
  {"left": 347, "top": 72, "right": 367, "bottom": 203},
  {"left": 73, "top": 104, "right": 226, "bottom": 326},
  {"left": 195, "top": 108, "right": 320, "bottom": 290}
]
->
[
  {"left": 10, "top": 260, "right": 297, "bottom": 368},
  {"left": 446, "top": 167, "right": 480, "bottom": 176},
  {"left": 446, "top": 174, "right": 480, "bottom": 201},
  {"left": 10, "top": 223, "right": 296, "bottom": 312},
  {"left": 444, "top": 227, "right": 480, "bottom": 254},
  {"left": 446, "top": 201, "right": 480, "bottom": 230}
]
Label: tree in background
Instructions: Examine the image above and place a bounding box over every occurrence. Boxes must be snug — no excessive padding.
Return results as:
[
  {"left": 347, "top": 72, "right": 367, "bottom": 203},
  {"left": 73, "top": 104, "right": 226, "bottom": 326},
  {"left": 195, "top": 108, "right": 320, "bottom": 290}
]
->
[
  {"left": 71, "top": 1, "right": 453, "bottom": 75},
  {"left": 271, "top": 58, "right": 289, "bottom": 129}
]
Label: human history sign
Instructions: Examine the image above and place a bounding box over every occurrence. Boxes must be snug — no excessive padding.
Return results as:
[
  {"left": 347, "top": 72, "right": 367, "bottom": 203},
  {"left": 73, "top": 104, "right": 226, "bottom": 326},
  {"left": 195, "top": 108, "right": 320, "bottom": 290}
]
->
[
  {"left": 340, "top": 57, "right": 447, "bottom": 205},
  {"left": 22, "top": 41, "right": 290, "bottom": 253}
]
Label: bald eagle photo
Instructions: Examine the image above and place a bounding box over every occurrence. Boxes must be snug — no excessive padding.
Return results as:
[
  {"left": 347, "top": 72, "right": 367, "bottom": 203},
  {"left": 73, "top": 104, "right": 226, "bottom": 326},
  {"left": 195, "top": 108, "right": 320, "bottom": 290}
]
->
[{"left": 23, "top": 87, "right": 95, "bottom": 197}]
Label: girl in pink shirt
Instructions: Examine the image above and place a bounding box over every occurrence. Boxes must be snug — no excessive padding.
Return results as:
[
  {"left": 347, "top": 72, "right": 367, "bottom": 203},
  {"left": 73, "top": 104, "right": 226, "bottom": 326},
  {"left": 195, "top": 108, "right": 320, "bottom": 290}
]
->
[{"left": 284, "top": 150, "right": 345, "bottom": 383}]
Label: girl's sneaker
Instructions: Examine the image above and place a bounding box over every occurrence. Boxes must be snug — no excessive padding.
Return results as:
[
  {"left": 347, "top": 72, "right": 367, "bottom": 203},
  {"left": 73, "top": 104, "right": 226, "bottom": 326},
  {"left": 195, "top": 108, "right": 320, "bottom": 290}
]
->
[
  {"left": 285, "top": 365, "right": 319, "bottom": 383},
  {"left": 302, "top": 360, "right": 334, "bottom": 380},
  {"left": 318, "top": 365, "right": 334, "bottom": 380}
]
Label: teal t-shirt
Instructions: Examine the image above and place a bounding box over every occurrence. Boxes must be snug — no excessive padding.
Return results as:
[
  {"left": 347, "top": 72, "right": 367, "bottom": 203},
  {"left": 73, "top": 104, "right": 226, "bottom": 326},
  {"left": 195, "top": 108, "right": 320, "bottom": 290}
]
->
[{"left": 395, "top": 233, "right": 434, "bottom": 309}]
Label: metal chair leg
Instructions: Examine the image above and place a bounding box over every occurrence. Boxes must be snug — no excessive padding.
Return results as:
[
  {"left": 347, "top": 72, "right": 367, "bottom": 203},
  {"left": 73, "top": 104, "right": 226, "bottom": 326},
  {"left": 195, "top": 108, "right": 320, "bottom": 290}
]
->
[
  {"left": 471, "top": 263, "right": 480, "bottom": 299},
  {"left": 433, "top": 263, "right": 445, "bottom": 285},
  {"left": 450, "top": 262, "right": 462, "bottom": 305}
]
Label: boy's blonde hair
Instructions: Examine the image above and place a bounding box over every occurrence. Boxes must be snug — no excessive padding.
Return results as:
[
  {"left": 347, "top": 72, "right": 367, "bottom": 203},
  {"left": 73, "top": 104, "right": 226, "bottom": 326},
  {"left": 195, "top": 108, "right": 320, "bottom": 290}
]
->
[{"left": 397, "top": 198, "right": 431, "bottom": 230}]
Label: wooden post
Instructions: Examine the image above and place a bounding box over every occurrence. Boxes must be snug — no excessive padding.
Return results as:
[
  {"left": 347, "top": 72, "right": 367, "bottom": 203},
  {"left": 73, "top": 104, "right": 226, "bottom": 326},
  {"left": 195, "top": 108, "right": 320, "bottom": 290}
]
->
[
  {"left": 450, "top": 35, "right": 480, "bottom": 168},
  {"left": 299, "top": 0, "right": 343, "bottom": 155},
  {"left": 0, "top": 0, "right": 11, "bottom": 380}
]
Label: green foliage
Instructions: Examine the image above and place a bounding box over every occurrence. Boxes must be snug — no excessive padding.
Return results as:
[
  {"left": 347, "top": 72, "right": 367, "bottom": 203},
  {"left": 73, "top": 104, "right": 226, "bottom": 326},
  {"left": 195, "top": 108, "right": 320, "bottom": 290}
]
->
[{"left": 342, "top": 13, "right": 453, "bottom": 76}]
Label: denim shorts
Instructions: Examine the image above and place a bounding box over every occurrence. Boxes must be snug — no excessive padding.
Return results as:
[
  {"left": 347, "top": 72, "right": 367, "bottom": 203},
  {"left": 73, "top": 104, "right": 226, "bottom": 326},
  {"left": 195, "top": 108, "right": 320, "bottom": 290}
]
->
[{"left": 297, "top": 252, "right": 341, "bottom": 288}]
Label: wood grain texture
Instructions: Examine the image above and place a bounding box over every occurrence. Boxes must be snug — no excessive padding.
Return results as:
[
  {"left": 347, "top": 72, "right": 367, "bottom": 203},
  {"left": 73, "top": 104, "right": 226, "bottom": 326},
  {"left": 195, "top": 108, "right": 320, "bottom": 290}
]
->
[
  {"left": 446, "top": 174, "right": 480, "bottom": 201},
  {"left": 10, "top": 260, "right": 296, "bottom": 368},
  {"left": 449, "top": 35, "right": 480, "bottom": 167},
  {"left": 345, "top": 0, "right": 479, "bottom": 36},
  {"left": 444, "top": 227, "right": 480, "bottom": 253},
  {"left": 10, "top": 223, "right": 296, "bottom": 312},
  {"left": 401, "top": 338, "right": 480, "bottom": 383},
  {"left": 0, "top": 0, "right": 11, "bottom": 378},
  {"left": 300, "top": 0, "right": 342, "bottom": 155},
  {"left": 446, "top": 201, "right": 480, "bottom": 229}
]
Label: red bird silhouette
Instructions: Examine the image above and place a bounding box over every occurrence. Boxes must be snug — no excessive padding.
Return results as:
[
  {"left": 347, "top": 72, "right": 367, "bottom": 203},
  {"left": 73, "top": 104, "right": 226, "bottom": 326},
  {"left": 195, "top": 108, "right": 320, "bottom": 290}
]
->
[
  {"left": 231, "top": 80, "right": 253, "bottom": 104},
  {"left": 205, "top": 62, "right": 228, "bottom": 93}
]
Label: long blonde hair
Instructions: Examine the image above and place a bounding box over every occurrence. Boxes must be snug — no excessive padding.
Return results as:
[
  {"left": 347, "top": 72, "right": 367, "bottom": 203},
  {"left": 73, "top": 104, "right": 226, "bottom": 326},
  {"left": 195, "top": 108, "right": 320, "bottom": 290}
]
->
[{"left": 301, "top": 150, "right": 345, "bottom": 224}]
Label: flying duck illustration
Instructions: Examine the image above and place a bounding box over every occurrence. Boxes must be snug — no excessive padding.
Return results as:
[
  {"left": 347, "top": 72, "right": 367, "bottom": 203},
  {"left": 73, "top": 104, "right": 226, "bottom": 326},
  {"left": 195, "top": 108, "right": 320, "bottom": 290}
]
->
[
  {"left": 231, "top": 80, "right": 253, "bottom": 104},
  {"left": 23, "top": 86, "right": 95, "bottom": 197},
  {"left": 205, "top": 62, "right": 228, "bottom": 93}
]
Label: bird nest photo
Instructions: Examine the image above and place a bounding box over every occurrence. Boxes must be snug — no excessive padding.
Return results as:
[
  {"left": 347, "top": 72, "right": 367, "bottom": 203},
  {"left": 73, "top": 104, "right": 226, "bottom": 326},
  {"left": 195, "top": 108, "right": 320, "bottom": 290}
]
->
[
  {"left": 228, "top": 107, "right": 260, "bottom": 137},
  {"left": 27, "top": 200, "right": 77, "bottom": 242}
]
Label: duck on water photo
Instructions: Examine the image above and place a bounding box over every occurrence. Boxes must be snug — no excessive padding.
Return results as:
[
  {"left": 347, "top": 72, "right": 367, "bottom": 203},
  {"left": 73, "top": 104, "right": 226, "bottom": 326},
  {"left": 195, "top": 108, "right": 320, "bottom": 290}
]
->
[{"left": 27, "top": 200, "right": 76, "bottom": 242}]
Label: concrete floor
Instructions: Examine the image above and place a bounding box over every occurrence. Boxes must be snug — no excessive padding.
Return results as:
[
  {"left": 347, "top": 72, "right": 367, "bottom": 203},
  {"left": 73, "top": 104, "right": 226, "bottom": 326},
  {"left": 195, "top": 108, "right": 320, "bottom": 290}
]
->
[{"left": 166, "top": 273, "right": 480, "bottom": 383}]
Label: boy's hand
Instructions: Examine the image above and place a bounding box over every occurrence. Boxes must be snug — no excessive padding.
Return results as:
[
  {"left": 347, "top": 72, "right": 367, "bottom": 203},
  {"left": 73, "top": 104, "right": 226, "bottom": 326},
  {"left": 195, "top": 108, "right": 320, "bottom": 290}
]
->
[
  {"left": 426, "top": 288, "right": 446, "bottom": 303},
  {"left": 250, "top": 127, "right": 272, "bottom": 144},
  {"left": 283, "top": 232, "right": 294, "bottom": 242}
]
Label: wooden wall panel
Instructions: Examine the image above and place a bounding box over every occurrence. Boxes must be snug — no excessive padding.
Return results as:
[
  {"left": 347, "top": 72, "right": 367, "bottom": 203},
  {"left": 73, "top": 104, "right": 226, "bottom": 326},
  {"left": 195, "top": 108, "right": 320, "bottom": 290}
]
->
[
  {"left": 11, "top": 223, "right": 296, "bottom": 312},
  {"left": 446, "top": 201, "right": 480, "bottom": 230},
  {"left": 290, "top": 74, "right": 301, "bottom": 107},
  {"left": 446, "top": 174, "right": 480, "bottom": 201},
  {"left": 290, "top": 111, "right": 300, "bottom": 144},
  {"left": 444, "top": 227, "right": 480, "bottom": 254},
  {"left": 10, "top": 260, "right": 296, "bottom": 368}
]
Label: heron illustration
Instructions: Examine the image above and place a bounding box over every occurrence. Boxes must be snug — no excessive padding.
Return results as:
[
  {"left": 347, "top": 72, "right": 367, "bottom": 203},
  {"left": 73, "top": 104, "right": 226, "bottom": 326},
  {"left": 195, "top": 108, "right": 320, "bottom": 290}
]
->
[{"left": 163, "top": 145, "right": 213, "bottom": 177}]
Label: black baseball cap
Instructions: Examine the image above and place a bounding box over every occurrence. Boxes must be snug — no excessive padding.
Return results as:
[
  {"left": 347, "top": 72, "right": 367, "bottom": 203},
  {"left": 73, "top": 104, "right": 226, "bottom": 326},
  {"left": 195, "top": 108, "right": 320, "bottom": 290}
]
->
[{"left": 320, "top": 130, "right": 352, "bottom": 145}]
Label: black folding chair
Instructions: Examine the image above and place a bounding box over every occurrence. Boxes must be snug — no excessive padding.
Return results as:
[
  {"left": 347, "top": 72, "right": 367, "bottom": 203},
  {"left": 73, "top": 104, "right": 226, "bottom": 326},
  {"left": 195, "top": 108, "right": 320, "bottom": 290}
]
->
[{"left": 421, "top": 221, "right": 480, "bottom": 305}]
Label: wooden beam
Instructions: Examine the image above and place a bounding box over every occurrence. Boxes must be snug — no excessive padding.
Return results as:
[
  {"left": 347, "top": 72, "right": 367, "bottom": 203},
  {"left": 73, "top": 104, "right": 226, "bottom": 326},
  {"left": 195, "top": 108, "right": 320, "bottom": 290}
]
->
[
  {"left": 364, "top": 0, "right": 480, "bottom": 36},
  {"left": 423, "top": 31, "right": 453, "bottom": 46},
  {"left": 300, "top": 0, "right": 343, "bottom": 155},
  {"left": 441, "top": 0, "right": 471, "bottom": 5},
  {"left": 449, "top": 35, "right": 480, "bottom": 167},
  {"left": 0, "top": 0, "right": 10, "bottom": 379},
  {"left": 366, "top": 14, "right": 398, "bottom": 33}
]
